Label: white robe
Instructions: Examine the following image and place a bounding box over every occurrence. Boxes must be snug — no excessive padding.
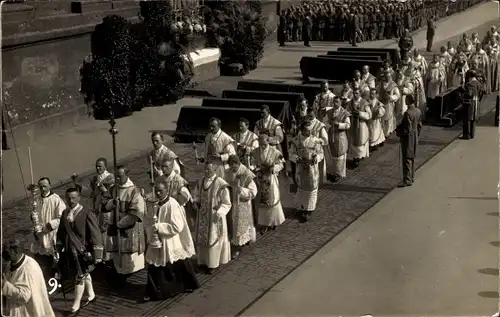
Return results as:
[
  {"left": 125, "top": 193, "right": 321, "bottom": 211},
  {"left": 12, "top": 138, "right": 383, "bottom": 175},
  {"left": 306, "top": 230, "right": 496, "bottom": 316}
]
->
[
  {"left": 326, "top": 107, "right": 351, "bottom": 178},
  {"left": 413, "top": 55, "right": 428, "bottom": 75},
  {"left": 227, "top": 164, "right": 258, "bottom": 246},
  {"left": 3, "top": 255, "right": 55, "bottom": 317},
  {"left": 204, "top": 130, "right": 236, "bottom": 180},
  {"left": 234, "top": 129, "right": 259, "bottom": 170},
  {"left": 346, "top": 98, "right": 372, "bottom": 160},
  {"left": 378, "top": 80, "right": 401, "bottom": 137},
  {"left": 396, "top": 79, "right": 415, "bottom": 124},
  {"left": 255, "top": 146, "right": 285, "bottom": 227},
  {"left": 290, "top": 134, "right": 324, "bottom": 211},
  {"left": 104, "top": 179, "right": 146, "bottom": 275},
  {"left": 145, "top": 197, "right": 195, "bottom": 267},
  {"left": 148, "top": 144, "right": 181, "bottom": 179},
  {"left": 426, "top": 61, "right": 445, "bottom": 99},
  {"left": 30, "top": 193, "right": 66, "bottom": 256},
  {"left": 194, "top": 175, "right": 232, "bottom": 269},
  {"left": 309, "top": 118, "right": 329, "bottom": 184},
  {"left": 367, "top": 98, "right": 386, "bottom": 147}
]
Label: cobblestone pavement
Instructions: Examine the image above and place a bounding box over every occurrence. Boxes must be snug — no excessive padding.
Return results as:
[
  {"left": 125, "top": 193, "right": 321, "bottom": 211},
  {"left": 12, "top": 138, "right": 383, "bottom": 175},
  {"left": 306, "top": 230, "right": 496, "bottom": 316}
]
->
[{"left": 2, "top": 21, "right": 496, "bottom": 317}]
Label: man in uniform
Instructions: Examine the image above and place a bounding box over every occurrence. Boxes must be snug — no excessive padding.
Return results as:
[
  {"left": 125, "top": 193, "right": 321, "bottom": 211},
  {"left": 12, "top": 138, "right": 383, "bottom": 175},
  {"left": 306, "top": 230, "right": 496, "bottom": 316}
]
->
[
  {"left": 278, "top": 10, "right": 287, "bottom": 47},
  {"left": 303, "top": 12, "right": 312, "bottom": 47},
  {"left": 460, "top": 70, "right": 483, "bottom": 140},
  {"left": 57, "top": 187, "right": 103, "bottom": 316},
  {"left": 396, "top": 95, "right": 422, "bottom": 187}
]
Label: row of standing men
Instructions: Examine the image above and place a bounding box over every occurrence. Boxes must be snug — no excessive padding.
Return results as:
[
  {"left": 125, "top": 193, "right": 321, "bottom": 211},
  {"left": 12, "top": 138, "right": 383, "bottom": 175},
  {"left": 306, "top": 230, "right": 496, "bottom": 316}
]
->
[{"left": 278, "top": 0, "right": 484, "bottom": 46}]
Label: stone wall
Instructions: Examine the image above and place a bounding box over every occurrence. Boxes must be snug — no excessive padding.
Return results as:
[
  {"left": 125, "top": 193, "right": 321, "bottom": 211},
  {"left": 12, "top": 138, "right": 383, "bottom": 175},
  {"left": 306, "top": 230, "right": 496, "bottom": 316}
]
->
[{"left": 2, "top": 1, "right": 282, "bottom": 142}]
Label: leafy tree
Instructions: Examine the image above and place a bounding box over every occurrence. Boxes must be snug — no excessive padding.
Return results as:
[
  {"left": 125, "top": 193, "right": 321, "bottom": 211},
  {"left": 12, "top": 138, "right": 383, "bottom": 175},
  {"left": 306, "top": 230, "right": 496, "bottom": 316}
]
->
[
  {"left": 205, "top": 0, "right": 266, "bottom": 74},
  {"left": 80, "top": 2, "right": 195, "bottom": 119}
]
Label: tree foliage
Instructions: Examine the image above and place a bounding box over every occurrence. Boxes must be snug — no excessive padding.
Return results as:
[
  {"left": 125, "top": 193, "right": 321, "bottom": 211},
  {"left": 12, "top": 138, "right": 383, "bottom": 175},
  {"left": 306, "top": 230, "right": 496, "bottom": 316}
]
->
[
  {"left": 80, "top": 2, "right": 194, "bottom": 120},
  {"left": 205, "top": 0, "right": 266, "bottom": 74}
]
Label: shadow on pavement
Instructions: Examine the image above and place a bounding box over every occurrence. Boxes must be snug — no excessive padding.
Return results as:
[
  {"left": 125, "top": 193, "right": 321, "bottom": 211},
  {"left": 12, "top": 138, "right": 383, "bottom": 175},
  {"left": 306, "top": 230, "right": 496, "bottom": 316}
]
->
[
  {"left": 447, "top": 196, "right": 498, "bottom": 201},
  {"left": 478, "top": 291, "right": 500, "bottom": 299},
  {"left": 478, "top": 268, "right": 500, "bottom": 276}
]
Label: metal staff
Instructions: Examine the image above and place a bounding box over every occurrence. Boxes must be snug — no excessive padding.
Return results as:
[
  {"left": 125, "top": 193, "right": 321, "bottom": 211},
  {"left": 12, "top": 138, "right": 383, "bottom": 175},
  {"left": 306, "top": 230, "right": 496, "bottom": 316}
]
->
[
  {"left": 108, "top": 100, "right": 122, "bottom": 268},
  {"left": 192, "top": 142, "right": 201, "bottom": 165}
]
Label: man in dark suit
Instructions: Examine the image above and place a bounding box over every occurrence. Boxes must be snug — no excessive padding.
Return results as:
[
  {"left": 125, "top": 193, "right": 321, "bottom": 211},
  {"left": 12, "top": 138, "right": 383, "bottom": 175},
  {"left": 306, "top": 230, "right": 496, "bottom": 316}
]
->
[
  {"left": 351, "top": 9, "right": 359, "bottom": 47},
  {"left": 396, "top": 95, "right": 422, "bottom": 187},
  {"left": 461, "top": 70, "right": 483, "bottom": 140},
  {"left": 426, "top": 16, "right": 436, "bottom": 52}
]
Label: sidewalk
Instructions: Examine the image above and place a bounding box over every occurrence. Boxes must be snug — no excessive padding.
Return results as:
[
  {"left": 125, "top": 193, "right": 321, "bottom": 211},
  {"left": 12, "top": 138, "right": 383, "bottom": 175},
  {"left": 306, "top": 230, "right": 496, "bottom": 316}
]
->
[
  {"left": 2, "top": 1, "right": 497, "bottom": 203},
  {"left": 242, "top": 117, "right": 499, "bottom": 317}
]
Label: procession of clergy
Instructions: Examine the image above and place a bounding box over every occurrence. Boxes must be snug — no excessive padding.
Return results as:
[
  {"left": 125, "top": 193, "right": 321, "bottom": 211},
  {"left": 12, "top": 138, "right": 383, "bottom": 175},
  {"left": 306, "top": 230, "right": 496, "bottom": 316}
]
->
[{"left": 3, "top": 24, "right": 496, "bottom": 317}]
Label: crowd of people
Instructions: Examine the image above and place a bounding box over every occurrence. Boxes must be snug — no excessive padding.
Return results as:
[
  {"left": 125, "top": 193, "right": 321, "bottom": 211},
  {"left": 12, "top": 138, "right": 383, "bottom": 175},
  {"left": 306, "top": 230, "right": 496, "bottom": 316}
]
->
[
  {"left": 1, "top": 16, "right": 496, "bottom": 317},
  {"left": 278, "top": 0, "right": 485, "bottom": 46}
]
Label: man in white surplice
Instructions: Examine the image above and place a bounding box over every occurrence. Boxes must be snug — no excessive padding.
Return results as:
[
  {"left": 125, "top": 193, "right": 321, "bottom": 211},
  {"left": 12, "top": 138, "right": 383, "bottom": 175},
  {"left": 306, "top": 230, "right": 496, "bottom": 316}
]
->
[
  {"left": 199, "top": 117, "right": 236, "bottom": 180},
  {"left": 233, "top": 118, "right": 259, "bottom": 170},
  {"left": 290, "top": 122, "right": 324, "bottom": 223},
  {"left": 326, "top": 96, "right": 351, "bottom": 182},
  {"left": 312, "top": 80, "right": 335, "bottom": 122},
  {"left": 254, "top": 105, "right": 284, "bottom": 151},
  {"left": 148, "top": 132, "right": 182, "bottom": 179},
  {"left": 345, "top": 88, "right": 372, "bottom": 168},
  {"left": 193, "top": 163, "right": 232, "bottom": 274},
  {"left": 367, "top": 88, "right": 386, "bottom": 151},
  {"left": 378, "top": 70, "right": 401, "bottom": 137},
  {"left": 30, "top": 177, "right": 66, "bottom": 283},
  {"left": 395, "top": 69, "right": 415, "bottom": 124},
  {"left": 253, "top": 132, "right": 286, "bottom": 233},
  {"left": 305, "top": 108, "right": 328, "bottom": 184},
  {"left": 227, "top": 155, "right": 258, "bottom": 258},
  {"left": 143, "top": 182, "right": 199, "bottom": 301},
  {"left": 2, "top": 238, "right": 56, "bottom": 317}
]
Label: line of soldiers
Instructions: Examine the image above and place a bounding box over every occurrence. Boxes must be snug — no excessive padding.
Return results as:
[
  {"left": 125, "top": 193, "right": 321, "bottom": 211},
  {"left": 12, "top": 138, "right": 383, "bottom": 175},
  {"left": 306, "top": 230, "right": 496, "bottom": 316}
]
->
[
  {"left": 22, "top": 26, "right": 493, "bottom": 316},
  {"left": 278, "top": 0, "right": 484, "bottom": 47}
]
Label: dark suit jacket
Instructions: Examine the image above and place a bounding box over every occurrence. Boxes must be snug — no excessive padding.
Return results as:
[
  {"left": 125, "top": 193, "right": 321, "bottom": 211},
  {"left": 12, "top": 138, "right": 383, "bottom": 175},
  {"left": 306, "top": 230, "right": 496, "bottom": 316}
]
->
[{"left": 396, "top": 106, "right": 422, "bottom": 159}]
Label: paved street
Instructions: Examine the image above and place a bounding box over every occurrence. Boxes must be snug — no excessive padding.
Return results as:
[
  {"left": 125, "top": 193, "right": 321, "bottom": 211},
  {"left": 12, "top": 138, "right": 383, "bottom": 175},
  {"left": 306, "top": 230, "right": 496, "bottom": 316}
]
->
[
  {"left": 242, "top": 114, "right": 499, "bottom": 317},
  {"left": 1, "top": 3, "right": 499, "bottom": 316}
]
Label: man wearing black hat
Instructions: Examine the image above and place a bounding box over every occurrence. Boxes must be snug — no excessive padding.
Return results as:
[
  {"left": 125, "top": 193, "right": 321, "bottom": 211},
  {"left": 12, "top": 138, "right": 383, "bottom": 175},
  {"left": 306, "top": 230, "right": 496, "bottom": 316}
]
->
[{"left": 396, "top": 95, "right": 422, "bottom": 187}]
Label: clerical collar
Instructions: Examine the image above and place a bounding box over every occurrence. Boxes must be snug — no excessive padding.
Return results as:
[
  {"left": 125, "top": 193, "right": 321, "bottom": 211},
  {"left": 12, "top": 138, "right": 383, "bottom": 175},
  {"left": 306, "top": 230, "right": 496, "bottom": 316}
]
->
[
  {"left": 42, "top": 191, "right": 54, "bottom": 199},
  {"left": 158, "top": 196, "right": 170, "bottom": 206},
  {"left": 154, "top": 145, "right": 165, "bottom": 154},
  {"left": 10, "top": 254, "right": 25, "bottom": 272},
  {"left": 119, "top": 179, "right": 134, "bottom": 189},
  {"left": 206, "top": 174, "right": 216, "bottom": 181}
]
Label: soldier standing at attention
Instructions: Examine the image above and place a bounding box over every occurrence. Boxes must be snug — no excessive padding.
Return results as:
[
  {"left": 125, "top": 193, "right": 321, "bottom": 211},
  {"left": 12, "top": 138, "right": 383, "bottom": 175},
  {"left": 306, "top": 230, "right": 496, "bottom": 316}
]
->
[
  {"left": 278, "top": 10, "right": 287, "bottom": 47},
  {"left": 303, "top": 12, "right": 312, "bottom": 47},
  {"left": 426, "top": 16, "right": 436, "bottom": 52},
  {"left": 351, "top": 9, "right": 359, "bottom": 47}
]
